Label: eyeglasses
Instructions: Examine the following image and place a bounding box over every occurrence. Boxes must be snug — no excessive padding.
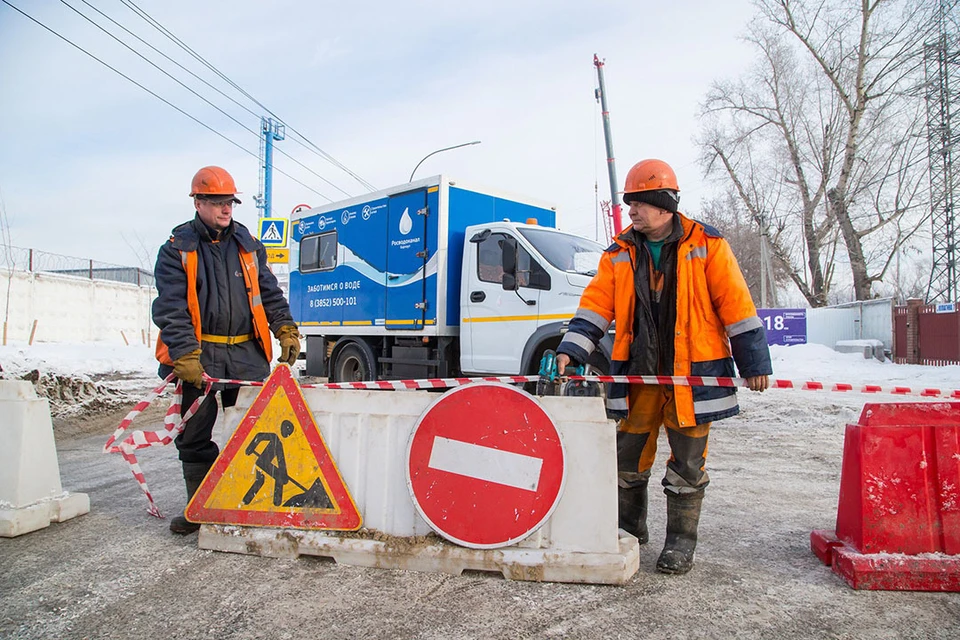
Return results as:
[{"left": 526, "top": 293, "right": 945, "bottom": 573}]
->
[{"left": 198, "top": 197, "right": 237, "bottom": 207}]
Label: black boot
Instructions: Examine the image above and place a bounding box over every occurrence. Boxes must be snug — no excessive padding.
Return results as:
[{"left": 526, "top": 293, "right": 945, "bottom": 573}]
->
[
  {"left": 169, "top": 461, "right": 211, "bottom": 535},
  {"left": 618, "top": 481, "right": 649, "bottom": 544},
  {"left": 656, "top": 490, "right": 704, "bottom": 574}
]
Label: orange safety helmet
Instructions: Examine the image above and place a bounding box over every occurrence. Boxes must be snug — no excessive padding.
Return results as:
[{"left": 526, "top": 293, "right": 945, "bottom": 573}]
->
[
  {"left": 622, "top": 159, "right": 680, "bottom": 194},
  {"left": 189, "top": 166, "right": 241, "bottom": 198}
]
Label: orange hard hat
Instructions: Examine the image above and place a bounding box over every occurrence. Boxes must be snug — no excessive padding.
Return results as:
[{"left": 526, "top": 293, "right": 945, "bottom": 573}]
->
[
  {"left": 189, "top": 166, "right": 241, "bottom": 198},
  {"left": 622, "top": 159, "right": 680, "bottom": 194}
]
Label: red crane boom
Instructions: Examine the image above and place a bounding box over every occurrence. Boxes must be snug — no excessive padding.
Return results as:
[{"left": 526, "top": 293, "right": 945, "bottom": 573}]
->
[{"left": 593, "top": 54, "right": 623, "bottom": 237}]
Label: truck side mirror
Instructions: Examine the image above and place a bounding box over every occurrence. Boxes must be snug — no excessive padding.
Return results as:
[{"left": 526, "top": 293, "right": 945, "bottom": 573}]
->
[
  {"left": 469, "top": 229, "right": 491, "bottom": 243},
  {"left": 500, "top": 236, "right": 518, "bottom": 291}
]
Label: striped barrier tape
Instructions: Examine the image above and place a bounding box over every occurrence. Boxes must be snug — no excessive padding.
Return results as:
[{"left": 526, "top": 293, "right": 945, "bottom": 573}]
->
[
  {"left": 103, "top": 373, "right": 213, "bottom": 518},
  {"left": 108, "top": 370, "right": 960, "bottom": 516},
  {"left": 205, "top": 373, "right": 960, "bottom": 398}
]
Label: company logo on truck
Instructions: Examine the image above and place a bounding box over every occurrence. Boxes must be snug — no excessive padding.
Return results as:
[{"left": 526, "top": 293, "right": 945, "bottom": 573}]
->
[
  {"left": 390, "top": 207, "right": 422, "bottom": 250},
  {"left": 399, "top": 207, "right": 413, "bottom": 235}
]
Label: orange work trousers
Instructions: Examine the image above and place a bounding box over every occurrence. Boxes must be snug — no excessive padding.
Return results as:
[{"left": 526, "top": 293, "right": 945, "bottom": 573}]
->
[{"left": 617, "top": 384, "right": 711, "bottom": 494}]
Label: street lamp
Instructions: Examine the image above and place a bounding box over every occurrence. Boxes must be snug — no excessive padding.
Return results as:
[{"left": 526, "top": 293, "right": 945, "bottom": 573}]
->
[{"left": 409, "top": 140, "right": 481, "bottom": 182}]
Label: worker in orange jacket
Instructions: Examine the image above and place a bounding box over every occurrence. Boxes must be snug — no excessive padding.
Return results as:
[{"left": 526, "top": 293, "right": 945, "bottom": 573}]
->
[
  {"left": 557, "top": 159, "right": 772, "bottom": 574},
  {"left": 153, "top": 166, "right": 301, "bottom": 535}
]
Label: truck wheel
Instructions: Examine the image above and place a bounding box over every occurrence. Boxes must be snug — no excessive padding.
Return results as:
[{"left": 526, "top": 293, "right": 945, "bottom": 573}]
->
[{"left": 332, "top": 343, "right": 376, "bottom": 382}]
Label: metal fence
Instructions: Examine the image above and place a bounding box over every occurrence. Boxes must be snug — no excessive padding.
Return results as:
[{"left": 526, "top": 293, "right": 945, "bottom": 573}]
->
[
  {"left": 807, "top": 298, "right": 894, "bottom": 354},
  {"left": 0, "top": 244, "right": 154, "bottom": 286},
  {"left": 894, "top": 302, "right": 960, "bottom": 365}
]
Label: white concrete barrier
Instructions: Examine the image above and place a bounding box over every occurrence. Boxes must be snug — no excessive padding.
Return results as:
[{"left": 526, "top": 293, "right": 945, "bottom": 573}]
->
[
  {"left": 0, "top": 380, "right": 90, "bottom": 537},
  {"left": 198, "top": 386, "right": 639, "bottom": 584},
  {"left": 835, "top": 339, "right": 885, "bottom": 362}
]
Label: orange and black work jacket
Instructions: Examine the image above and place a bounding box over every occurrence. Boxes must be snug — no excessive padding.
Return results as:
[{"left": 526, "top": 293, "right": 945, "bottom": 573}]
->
[
  {"left": 152, "top": 215, "right": 294, "bottom": 381},
  {"left": 557, "top": 212, "right": 772, "bottom": 426}
]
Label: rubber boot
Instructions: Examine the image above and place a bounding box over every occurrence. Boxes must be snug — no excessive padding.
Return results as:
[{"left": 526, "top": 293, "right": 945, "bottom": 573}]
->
[
  {"left": 656, "top": 490, "right": 704, "bottom": 574},
  {"left": 618, "top": 481, "right": 649, "bottom": 544},
  {"left": 169, "top": 461, "right": 211, "bottom": 535}
]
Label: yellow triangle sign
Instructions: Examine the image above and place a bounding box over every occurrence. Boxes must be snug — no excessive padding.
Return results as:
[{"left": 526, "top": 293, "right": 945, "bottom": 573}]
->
[{"left": 186, "top": 364, "right": 362, "bottom": 530}]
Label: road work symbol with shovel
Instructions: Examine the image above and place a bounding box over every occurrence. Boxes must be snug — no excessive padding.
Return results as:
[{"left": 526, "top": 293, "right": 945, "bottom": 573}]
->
[
  {"left": 185, "top": 364, "right": 362, "bottom": 530},
  {"left": 241, "top": 420, "right": 333, "bottom": 509}
]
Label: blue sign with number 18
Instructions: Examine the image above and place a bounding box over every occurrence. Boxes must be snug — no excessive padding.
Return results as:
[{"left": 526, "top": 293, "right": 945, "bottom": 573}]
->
[{"left": 757, "top": 308, "right": 807, "bottom": 345}]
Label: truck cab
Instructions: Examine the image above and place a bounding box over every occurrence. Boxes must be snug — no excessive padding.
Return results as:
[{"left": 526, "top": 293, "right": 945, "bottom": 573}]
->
[{"left": 459, "top": 221, "right": 604, "bottom": 375}]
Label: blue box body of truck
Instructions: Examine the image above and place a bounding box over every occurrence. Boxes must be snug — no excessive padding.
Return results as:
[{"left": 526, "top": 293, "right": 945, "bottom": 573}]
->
[{"left": 289, "top": 175, "right": 557, "bottom": 336}]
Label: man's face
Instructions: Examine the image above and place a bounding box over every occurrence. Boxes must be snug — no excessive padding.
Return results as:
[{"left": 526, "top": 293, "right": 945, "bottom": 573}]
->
[
  {"left": 195, "top": 196, "right": 235, "bottom": 231},
  {"left": 627, "top": 201, "right": 673, "bottom": 239}
]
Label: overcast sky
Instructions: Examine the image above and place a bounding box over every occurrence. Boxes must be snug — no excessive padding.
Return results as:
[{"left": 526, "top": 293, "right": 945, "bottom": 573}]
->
[{"left": 0, "top": 0, "right": 758, "bottom": 269}]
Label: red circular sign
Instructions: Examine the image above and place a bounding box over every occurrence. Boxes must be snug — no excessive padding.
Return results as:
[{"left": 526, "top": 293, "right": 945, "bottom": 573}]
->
[
  {"left": 291, "top": 203, "right": 311, "bottom": 215},
  {"left": 405, "top": 383, "right": 566, "bottom": 549}
]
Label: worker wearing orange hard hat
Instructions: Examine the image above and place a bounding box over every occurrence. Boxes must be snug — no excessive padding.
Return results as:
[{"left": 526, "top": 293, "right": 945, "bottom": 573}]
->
[
  {"left": 152, "top": 165, "right": 301, "bottom": 535},
  {"left": 556, "top": 158, "right": 772, "bottom": 574}
]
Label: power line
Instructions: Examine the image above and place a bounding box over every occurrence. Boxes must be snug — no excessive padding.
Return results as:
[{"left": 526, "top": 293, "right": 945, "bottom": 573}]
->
[
  {"left": 1, "top": 0, "right": 332, "bottom": 202},
  {"left": 119, "top": 0, "right": 377, "bottom": 192},
  {"left": 73, "top": 0, "right": 355, "bottom": 198},
  {"left": 75, "top": 0, "right": 261, "bottom": 122},
  {"left": 81, "top": 0, "right": 359, "bottom": 197},
  {"left": 60, "top": 0, "right": 349, "bottom": 200}
]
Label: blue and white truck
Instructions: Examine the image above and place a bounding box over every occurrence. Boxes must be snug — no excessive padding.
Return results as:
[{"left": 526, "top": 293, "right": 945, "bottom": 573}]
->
[{"left": 289, "top": 175, "right": 609, "bottom": 382}]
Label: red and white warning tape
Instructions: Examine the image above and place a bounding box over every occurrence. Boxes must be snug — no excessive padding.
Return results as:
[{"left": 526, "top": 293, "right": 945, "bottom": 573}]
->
[
  {"left": 207, "top": 373, "right": 960, "bottom": 398},
  {"left": 107, "top": 370, "right": 960, "bottom": 517},
  {"left": 103, "top": 374, "right": 212, "bottom": 518}
]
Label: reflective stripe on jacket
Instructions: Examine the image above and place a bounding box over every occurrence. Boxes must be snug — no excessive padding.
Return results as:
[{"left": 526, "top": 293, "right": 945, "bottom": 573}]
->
[
  {"left": 153, "top": 216, "right": 289, "bottom": 375},
  {"left": 154, "top": 247, "right": 272, "bottom": 365},
  {"left": 558, "top": 212, "right": 772, "bottom": 426}
]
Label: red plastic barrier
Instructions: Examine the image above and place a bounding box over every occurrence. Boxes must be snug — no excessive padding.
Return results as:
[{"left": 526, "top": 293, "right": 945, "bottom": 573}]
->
[{"left": 811, "top": 402, "right": 960, "bottom": 591}]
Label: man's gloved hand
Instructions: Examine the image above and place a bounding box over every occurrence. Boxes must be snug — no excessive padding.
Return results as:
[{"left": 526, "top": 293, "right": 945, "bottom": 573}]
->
[
  {"left": 172, "top": 348, "right": 204, "bottom": 388},
  {"left": 276, "top": 325, "right": 301, "bottom": 367}
]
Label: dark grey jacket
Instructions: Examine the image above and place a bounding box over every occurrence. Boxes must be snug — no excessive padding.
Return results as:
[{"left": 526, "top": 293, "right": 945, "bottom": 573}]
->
[{"left": 152, "top": 214, "right": 293, "bottom": 381}]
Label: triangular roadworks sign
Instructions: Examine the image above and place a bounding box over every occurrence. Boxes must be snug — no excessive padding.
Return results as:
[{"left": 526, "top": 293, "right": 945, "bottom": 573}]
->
[{"left": 186, "top": 364, "right": 362, "bottom": 530}]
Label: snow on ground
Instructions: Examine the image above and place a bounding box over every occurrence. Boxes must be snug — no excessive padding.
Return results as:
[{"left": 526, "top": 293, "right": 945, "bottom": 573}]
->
[
  {"left": 0, "top": 342, "right": 158, "bottom": 380},
  {"left": 3, "top": 341, "right": 957, "bottom": 639},
  {"left": 0, "top": 342, "right": 159, "bottom": 417},
  {"left": 769, "top": 343, "right": 960, "bottom": 390}
]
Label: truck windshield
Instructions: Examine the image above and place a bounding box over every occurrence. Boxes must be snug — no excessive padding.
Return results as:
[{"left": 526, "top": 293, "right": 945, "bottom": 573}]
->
[{"left": 518, "top": 228, "right": 604, "bottom": 276}]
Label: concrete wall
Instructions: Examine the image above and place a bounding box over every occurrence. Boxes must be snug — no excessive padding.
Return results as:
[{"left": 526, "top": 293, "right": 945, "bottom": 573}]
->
[{"left": 0, "top": 268, "right": 156, "bottom": 345}]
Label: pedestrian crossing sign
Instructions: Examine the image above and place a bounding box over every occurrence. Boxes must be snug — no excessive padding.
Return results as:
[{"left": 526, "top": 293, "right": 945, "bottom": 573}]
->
[
  {"left": 258, "top": 217, "right": 289, "bottom": 248},
  {"left": 186, "top": 364, "right": 362, "bottom": 530}
]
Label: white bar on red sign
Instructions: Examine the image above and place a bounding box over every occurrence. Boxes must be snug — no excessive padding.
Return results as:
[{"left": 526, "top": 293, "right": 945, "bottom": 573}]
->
[{"left": 427, "top": 436, "right": 543, "bottom": 492}]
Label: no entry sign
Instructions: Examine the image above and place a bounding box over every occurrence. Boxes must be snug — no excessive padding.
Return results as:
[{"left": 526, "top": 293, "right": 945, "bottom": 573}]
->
[{"left": 405, "top": 382, "right": 566, "bottom": 549}]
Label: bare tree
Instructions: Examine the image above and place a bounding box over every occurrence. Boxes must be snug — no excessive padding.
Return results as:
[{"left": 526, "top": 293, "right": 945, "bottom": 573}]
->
[
  {"left": 697, "top": 190, "right": 792, "bottom": 304},
  {"left": 121, "top": 230, "right": 156, "bottom": 272},
  {"left": 700, "top": 0, "right": 933, "bottom": 305}
]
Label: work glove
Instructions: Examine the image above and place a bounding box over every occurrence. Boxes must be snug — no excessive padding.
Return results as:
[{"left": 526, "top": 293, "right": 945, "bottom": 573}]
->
[
  {"left": 172, "top": 348, "right": 204, "bottom": 389},
  {"left": 275, "top": 325, "right": 301, "bottom": 367}
]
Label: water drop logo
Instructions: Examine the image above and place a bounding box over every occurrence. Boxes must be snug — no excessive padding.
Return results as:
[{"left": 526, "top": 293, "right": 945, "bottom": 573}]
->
[{"left": 399, "top": 207, "right": 413, "bottom": 235}]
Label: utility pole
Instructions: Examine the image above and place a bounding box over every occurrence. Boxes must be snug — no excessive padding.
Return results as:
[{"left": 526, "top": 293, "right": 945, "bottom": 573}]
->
[
  {"left": 925, "top": 0, "right": 960, "bottom": 303},
  {"left": 757, "top": 210, "right": 779, "bottom": 308},
  {"left": 256, "top": 117, "right": 286, "bottom": 220},
  {"left": 760, "top": 212, "right": 768, "bottom": 308},
  {"left": 594, "top": 54, "right": 623, "bottom": 237}
]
